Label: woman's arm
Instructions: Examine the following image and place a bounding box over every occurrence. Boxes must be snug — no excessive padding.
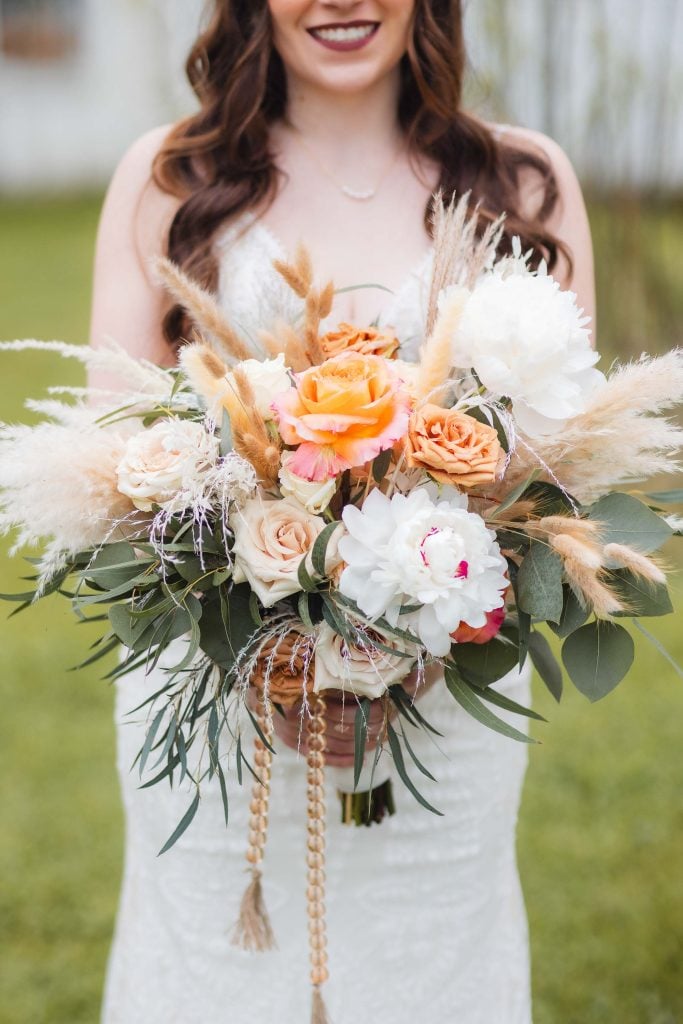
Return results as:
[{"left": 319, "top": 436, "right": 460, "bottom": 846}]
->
[{"left": 89, "top": 125, "right": 180, "bottom": 391}]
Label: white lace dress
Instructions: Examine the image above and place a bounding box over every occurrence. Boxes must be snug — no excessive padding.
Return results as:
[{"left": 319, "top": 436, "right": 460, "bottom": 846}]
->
[{"left": 102, "top": 211, "right": 533, "bottom": 1024}]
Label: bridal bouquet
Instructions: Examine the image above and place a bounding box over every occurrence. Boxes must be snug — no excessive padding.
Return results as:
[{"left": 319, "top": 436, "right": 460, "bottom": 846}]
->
[{"left": 2, "top": 195, "right": 681, "bottom": 1019}]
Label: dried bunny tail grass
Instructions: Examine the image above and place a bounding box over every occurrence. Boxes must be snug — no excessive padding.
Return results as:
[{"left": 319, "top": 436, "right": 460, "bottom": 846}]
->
[
  {"left": 272, "top": 244, "right": 330, "bottom": 366},
  {"left": 0, "top": 338, "right": 170, "bottom": 395},
  {"left": 553, "top": 547, "right": 627, "bottom": 617},
  {"left": 425, "top": 190, "right": 505, "bottom": 336},
  {"left": 551, "top": 533, "right": 604, "bottom": 571},
  {"left": 603, "top": 543, "right": 668, "bottom": 584},
  {"left": 536, "top": 515, "right": 602, "bottom": 541},
  {"left": 178, "top": 343, "right": 230, "bottom": 406},
  {"left": 504, "top": 350, "right": 683, "bottom": 501},
  {"left": 222, "top": 369, "right": 281, "bottom": 486},
  {"left": 415, "top": 285, "right": 468, "bottom": 404},
  {"left": 154, "top": 257, "right": 252, "bottom": 363},
  {"left": 258, "top": 322, "right": 312, "bottom": 371}
]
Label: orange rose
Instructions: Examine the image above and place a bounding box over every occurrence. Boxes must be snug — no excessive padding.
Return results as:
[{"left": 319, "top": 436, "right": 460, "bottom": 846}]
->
[
  {"left": 320, "top": 322, "right": 400, "bottom": 359},
  {"left": 405, "top": 404, "right": 502, "bottom": 488},
  {"left": 251, "top": 631, "right": 315, "bottom": 708},
  {"left": 272, "top": 352, "right": 412, "bottom": 482},
  {"left": 451, "top": 605, "right": 506, "bottom": 645}
]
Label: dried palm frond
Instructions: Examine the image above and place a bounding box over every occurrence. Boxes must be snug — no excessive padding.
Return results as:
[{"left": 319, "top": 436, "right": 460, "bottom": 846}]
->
[
  {"left": 502, "top": 351, "right": 683, "bottom": 501},
  {"left": 425, "top": 191, "right": 505, "bottom": 336},
  {"left": 154, "top": 257, "right": 252, "bottom": 364},
  {"left": 415, "top": 285, "right": 468, "bottom": 403}
]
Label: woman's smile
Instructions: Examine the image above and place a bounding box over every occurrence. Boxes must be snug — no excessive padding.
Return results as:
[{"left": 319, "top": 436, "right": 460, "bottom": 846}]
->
[{"left": 307, "top": 20, "right": 380, "bottom": 52}]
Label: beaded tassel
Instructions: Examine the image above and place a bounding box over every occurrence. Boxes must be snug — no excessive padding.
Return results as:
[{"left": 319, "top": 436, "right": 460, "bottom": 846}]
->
[
  {"left": 306, "top": 693, "right": 331, "bottom": 1024},
  {"left": 231, "top": 699, "right": 277, "bottom": 952}
]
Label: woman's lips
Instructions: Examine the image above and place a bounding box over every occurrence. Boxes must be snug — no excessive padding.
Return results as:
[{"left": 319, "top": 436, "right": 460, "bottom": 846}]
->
[{"left": 307, "top": 22, "right": 380, "bottom": 53}]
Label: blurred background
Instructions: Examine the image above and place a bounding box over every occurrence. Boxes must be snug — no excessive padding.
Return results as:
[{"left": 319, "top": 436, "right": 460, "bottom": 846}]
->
[{"left": 0, "top": 1, "right": 681, "bottom": 1022}]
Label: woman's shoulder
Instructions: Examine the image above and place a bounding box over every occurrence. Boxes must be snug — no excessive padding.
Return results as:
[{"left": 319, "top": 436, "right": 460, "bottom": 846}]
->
[
  {"left": 487, "top": 122, "right": 581, "bottom": 193},
  {"left": 97, "top": 124, "right": 180, "bottom": 274}
]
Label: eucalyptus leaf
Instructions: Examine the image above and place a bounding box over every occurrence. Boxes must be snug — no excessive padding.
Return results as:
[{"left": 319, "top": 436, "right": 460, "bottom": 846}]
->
[
  {"left": 528, "top": 630, "right": 563, "bottom": 702},
  {"left": 386, "top": 721, "right": 443, "bottom": 815},
  {"left": 517, "top": 541, "right": 564, "bottom": 623},
  {"left": 478, "top": 684, "right": 546, "bottom": 722},
  {"left": 607, "top": 569, "right": 673, "bottom": 618},
  {"left": 372, "top": 448, "right": 393, "bottom": 484},
  {"left": 549, "top": 586, "right": 589, "bottom": 639},
  {"left": 444, "top": 666, "right": 537, "bottom": 744},
  {"left": 487, "top": 468, "right": 541, "bottom": 521},
  {"left": 562, "top": 619, "right": 635, "bottom": 702},
  {"left": 588, "top": 492, "right": 673, "bottom": 553},
  {"left": 451, "top": 628, "right": 520, "bottom": 687},
  {"left": 157, "top": 790, "right": 200, "bottom": 855},
  {"left": 644, "top": 489, "right": 683, "bottom": 505},
  {"left": 311, "top": 520, "right": 341, "bottom": 579},
  {"left": 353, "top": 699, "right": 371, "bottom": 791}
]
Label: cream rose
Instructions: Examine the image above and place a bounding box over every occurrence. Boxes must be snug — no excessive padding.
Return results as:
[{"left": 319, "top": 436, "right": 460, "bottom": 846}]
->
[
  {"left": 230, "top": 495, "right": 327, "bottom": 607},
  {"left": 278, "top": 451, "right": 337, "bottom": 514},
  {"left": 313, "top": 622, "right": 415, "bottom": 699},
  {"left": 228, "top": 354, "right": 292, "bottom": 420},
  {"left": 116, "top": 418, "right": 219, "bottom": 512}
]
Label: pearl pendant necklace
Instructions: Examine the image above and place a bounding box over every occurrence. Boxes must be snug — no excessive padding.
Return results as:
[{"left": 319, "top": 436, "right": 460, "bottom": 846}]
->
[{"left": 289, "top": 127, "right": 403, "bottom": 202}]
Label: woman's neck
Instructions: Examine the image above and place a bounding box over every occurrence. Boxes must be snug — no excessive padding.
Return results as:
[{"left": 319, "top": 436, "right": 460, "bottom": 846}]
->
[{"left": 278, "top": 68, "right": 404, "bottom": 163}]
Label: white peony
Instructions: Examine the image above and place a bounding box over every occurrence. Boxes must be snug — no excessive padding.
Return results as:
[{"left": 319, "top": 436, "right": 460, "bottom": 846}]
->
[
  {"left": 448, "top": 270, "right": 605, "bottom": 436},
  {"left": 313, "top": 622, "right": 415, "bottom": 700},
  {"left": 278, "top": 451, "right": 337, "bottom": 514},
  {"left": 338, "top": 487, "right": 508, "bottom": 657},
  {"left": 228, "top": 353, "right": 292, "bottom": 420},
  {"left": 230, "top": 494, "right": 328, "bottom": 607},
  {"left": 116, "top": 418, "right": 219, "bottom": 512}
]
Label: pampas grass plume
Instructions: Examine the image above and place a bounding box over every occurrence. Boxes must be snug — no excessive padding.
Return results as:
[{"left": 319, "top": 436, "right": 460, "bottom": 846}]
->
[{"left": 416, "top": 285, "right": 468, "bottom": 404}]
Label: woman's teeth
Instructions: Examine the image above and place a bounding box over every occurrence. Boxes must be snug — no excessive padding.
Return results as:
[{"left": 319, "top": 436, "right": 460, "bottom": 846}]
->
[{"left": 311, "top": 25, "right": 376, "bottom": 43}]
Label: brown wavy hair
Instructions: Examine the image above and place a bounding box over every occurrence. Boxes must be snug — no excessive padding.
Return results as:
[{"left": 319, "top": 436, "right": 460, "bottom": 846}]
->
[{"left": 154, "top": 0, "right": 566, "bottom": 348}]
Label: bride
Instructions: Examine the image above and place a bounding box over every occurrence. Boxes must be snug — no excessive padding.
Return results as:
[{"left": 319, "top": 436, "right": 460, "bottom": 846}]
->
[{"left": 91, "top": 2, "right": 595, "bottom": 1022}]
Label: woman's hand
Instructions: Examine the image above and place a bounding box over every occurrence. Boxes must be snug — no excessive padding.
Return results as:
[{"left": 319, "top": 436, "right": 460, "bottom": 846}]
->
[{"left": 271, "top": 663, "right": 442, "bottom": 768}]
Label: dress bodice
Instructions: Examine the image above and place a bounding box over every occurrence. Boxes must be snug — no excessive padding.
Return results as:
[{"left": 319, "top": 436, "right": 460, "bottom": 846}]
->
[{"left": 214, "top": 209, "right": 434, "bottom": 363}]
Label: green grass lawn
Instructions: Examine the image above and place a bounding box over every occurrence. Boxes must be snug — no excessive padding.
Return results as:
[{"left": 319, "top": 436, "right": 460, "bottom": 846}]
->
[{"left": 0, "top": 193, "right": 682, "bottom": 1024}]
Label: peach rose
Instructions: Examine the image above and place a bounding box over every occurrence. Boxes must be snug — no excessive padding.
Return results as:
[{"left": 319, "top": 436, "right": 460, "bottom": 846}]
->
[
  {"left": 405, "top": 405, "right": 502, "bottom": 488},
  {"left": 320, "top": 322, "right": 400, "bottom": 359},
  {"left": 271, "top": 352, "right": 412, "bottom": 482},
  {"left": 451, "top": 604, "right": 506, "bottom": 645}
]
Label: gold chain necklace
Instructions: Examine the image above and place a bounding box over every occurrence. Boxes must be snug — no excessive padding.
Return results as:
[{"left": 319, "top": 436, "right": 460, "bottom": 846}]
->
[{"left": 289, "top": 127, "right": 404, "bottom": 201}]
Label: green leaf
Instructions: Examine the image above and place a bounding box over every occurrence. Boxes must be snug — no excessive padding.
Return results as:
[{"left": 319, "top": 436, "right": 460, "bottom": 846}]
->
[
  {"left": 517, "top": 610, "right": 531, "bottom": 670},
  {"left": 139, "top": 707, "right": 168, "bottom": 778},
  {"left": 220, "top": 409, "right": 233, "bottom": 458},
  {"left": 297, "top": 555, "right": 318, "bottom": 593},
  {"left": 451, "top": 628, "right": 520, "bottom": 687},
  {"left": 372, "top": 448, "right": 393, "bottom": 484},
  {"left": 487, "top": 468, "right": 541, "bottom": 521},
  {"left": 199, "top": 585, "right": 253, "bottom": 670},
  {"left": 157, "top": 790, "right": 200, "bottom": 855},
  {"left": 588, "top": 492, "right": 673, "bottom": 553},
  {"left": 549, "top": 586, "right": 589, "bottom": 639},
  {"left": 528, "top": 630, "right": 563, "bottom": 702},
  {"left": 562, "top": 619, "right": 635, "bottom": 702},
  {"left": 517, "top": 541, "right": 564, "bottom": 623},
  {"left": 607, "top": 569, "right": 673, "bottom": 618},
  {"left": 478, "top": 684, "right": 546, "bottom": 722},
  {"left": 467, "top": 404, "right": 510, "bottom": 453},
  {"left": 353, "top": 699, "right": 371, "bottom": 791},
  {"left": 386, "top": 721, "right": 444, "bottom": 815},
  {"left": 524, "top": 481, "right": 577, "bottom": 517},
  {"left": 311, "top": 520, "right": 340, "bottom": 579},
  {"left": 645, "top": 489, "right": 683, "bottom": 505},
  {"left": 444, "top": 666, "right": 537, "bottom": 744},
  {"left": 397, "top": 719, "right": 438, "bottom": 780}
]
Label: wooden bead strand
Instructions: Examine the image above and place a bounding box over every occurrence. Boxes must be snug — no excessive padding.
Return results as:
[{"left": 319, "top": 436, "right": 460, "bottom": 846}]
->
[
  {"left": 307, "top": 693, "right": 331, "bottom": 1024},
  {"left": 231, "top": 698, "right": 277, "bottom": 952}
]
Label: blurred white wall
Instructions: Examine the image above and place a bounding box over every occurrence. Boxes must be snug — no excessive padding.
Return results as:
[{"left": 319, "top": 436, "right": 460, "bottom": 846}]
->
[
  {"left": 0, "top": 0, "right": 682, "bottom": 193},
  {"left": 0, "top": 0, "right": 203, "bottom": 192}
]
